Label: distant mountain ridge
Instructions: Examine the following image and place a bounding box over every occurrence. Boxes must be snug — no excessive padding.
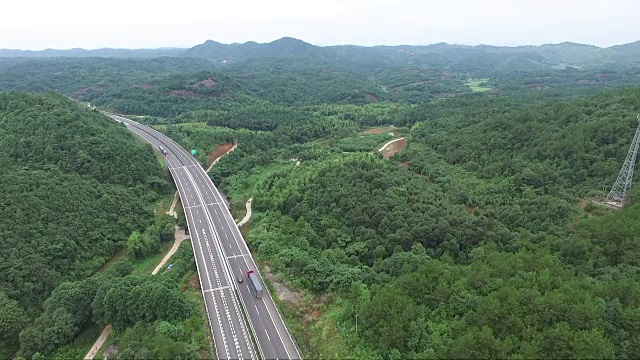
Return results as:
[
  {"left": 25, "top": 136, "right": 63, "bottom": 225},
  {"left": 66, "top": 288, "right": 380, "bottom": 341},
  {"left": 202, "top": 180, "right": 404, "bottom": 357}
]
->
[
  {"left": 183, "top": 37, "right": 640, "bottom": 70},
  {"left": 2, "top": 38, "right": 638, "bottom": 67},
  {"left": 0, "top": 47, "right": 186, "bottom": 58}
]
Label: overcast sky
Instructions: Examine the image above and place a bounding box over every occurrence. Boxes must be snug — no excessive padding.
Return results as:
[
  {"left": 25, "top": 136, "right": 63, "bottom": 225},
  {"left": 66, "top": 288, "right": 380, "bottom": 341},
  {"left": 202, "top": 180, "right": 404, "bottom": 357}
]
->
[{"left": 2, "top": 0, "right": 639, "bottom": 50}]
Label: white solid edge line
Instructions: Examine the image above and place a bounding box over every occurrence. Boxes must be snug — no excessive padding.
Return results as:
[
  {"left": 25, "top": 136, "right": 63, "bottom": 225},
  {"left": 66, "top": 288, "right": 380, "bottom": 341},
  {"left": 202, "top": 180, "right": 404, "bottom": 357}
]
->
[
  {"left": 172, "top": 168, "right": 225, "bottom": 359},
  {"left": 200, "top": 169, "right": 301, "bottom": 359},
  {"left": 183, "top": 166, "right": 255, "bottom": 359},
  {"left": 196, "top": 168, "right": 298, "bottom": 359}
]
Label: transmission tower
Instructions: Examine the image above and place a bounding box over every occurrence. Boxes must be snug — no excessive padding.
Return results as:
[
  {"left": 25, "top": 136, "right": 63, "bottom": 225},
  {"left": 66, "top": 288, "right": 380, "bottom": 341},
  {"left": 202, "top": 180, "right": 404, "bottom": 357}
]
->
[{"left": 604, "top": 114, "right": 640, "bottom": 208}]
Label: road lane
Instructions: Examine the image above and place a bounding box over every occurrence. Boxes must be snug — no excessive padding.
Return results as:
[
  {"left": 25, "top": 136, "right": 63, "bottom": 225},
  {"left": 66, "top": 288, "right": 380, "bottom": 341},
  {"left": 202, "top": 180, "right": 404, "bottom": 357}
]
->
[
  {"left": 109, "top": 113, "right": 301, "bottom": 360},
  {"left": 110, "top": 114, "right": 255, "bottom": 360},
  {"left": 188, "top": 158, "right": 301, "bottom": 360}
]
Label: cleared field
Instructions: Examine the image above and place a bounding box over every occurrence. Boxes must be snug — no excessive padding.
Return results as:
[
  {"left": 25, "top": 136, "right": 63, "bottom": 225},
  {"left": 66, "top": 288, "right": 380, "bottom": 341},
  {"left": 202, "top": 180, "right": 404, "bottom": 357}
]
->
[{"left": 465, "top": 78, "right": 491, "bottom": 92}]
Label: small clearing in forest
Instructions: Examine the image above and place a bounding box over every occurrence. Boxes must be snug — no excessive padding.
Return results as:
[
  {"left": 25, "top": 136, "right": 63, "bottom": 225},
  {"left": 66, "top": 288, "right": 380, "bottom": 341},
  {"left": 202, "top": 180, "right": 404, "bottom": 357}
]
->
[
  {"left": 263, "top": 265, "right": 302, "bottom": 306},
  {"left": 379, "top": 137, "right": 406, "bottom": 159},
  {"left": 206, "top": 143, "right": 235, "bottom": 167},
  {"left": 364, "top": 126, "right": 395, "bottom": 135}
]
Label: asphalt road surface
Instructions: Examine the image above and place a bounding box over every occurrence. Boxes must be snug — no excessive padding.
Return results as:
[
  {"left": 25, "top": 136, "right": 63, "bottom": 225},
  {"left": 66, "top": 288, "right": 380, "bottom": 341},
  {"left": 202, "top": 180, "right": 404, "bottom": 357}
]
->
[{"left": 109, "top": 114, "right": 301, "bottom": 360}]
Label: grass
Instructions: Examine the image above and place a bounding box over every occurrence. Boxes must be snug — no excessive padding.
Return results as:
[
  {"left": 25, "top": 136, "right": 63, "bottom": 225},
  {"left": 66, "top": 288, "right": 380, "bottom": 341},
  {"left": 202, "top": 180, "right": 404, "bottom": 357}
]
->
[
  {"left": 93, "top": 332, "right": 115, "bottom": 360},
  {"left": 50, "top": 323, "right": 103, "bottom": 359},
  {"left": 226, "top": 161, "right": 296, "bottom": 203},
  {"left": 333, "top": 133, "right": 396, "bottom": 152},
  {"left": 90, "top": 241, "right": 213, "bottom": 359},
  {"left": 308, "top": 304, "right": 352, "bottom": 359},
  {"left": 465, "top": 78, "right": 491, "bottom": 92},
  {"left": 258, "top": 261, "right": 350, "bottom": 359},
  {"left": 154, "top": 188, "right": 177, "bottom": 216},
  {"left": 183, "top": 285, "right": 215, "bottom": 359},
  {"left": 97, "top": 248, "right": 127, "bottom": 273},
  {"left": 231, "top": 199, "right": 248, "bottom": 223},
  {"left": 131, "top": 242, "right": 173, "bottom": 274}
]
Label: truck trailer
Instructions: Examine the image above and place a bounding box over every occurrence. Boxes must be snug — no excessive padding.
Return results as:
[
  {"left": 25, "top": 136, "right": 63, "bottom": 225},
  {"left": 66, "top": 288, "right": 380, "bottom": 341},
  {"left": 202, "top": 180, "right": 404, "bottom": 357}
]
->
[{"left": 247, "top": 270, "right": 264, "bottom": 299}]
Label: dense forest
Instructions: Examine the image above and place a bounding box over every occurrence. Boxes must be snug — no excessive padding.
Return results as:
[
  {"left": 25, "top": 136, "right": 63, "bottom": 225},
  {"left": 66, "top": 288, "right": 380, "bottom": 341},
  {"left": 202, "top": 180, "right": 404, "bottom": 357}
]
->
[
  {"left": 2, "top": 38, "right": 640, "bottom": 112},
  {"left": 1, "top": 37, "right": 639, "bottom": 359},
  {"left": 154, "top": 87, "right": 640, "bottom": 359},
  {"left": 0, "top": 94, "right": 178, "bottom": 357}
]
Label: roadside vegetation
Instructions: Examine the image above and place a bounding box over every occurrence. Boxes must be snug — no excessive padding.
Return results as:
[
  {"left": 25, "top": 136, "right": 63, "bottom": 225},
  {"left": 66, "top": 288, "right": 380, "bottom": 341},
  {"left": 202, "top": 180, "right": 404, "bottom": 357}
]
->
[
  {"left": 154, "top": 87, "right": 640, "bottom": 359},
  {"left": 1, "top": 39, "right": 640, "bottom": 359},
  {"left": 0, "top": 94, "right": 211, "bottom": 359}
]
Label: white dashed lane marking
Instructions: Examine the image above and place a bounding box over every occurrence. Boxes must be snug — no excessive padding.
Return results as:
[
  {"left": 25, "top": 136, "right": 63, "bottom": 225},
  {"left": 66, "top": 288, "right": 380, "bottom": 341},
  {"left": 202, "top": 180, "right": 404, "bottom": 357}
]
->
[{"left": 201, "top": 229, "right": 243, "bottom": 359}]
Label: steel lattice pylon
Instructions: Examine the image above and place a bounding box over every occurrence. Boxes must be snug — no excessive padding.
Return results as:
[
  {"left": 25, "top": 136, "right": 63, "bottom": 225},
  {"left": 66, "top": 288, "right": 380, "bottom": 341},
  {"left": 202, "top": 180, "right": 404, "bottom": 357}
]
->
[{"left": 605, "top": 114, "right": 640, "bottom": 208}]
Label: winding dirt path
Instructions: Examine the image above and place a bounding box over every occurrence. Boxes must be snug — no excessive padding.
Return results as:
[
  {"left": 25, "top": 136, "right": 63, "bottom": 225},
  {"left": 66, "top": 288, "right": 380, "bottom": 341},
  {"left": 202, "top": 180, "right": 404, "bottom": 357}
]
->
[
  {"left": 86, "top": 225, "right": 189, "bottom": 358},
  {"left": 206, "top": 142, "right": 238, "bottom": 172},
  {"left": 152, "top": 227, "right": 190, "bottom": 275},
  {"left": 167, "top": 191, "right": 179, "bottom": 218},
  {"left": 84, "top": 325, "right": 112, "bottom": 360},
  {"left": 236, "top": 198, "right": 253, "bottom": 227},
  {"left": 86, "top": 141, "right": 239, "bottom": 359},
  {"left": 378, "top": 137, "right": 405, "bottom": 152},
  {"left": 378, "top": 137, "right": 407, "bottom": 160}
]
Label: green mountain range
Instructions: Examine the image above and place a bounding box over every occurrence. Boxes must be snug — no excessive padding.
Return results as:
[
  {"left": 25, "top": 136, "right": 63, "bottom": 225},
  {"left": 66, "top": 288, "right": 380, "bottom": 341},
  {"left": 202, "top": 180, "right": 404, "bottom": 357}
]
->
[{"left": 3, "top": 37, "right": 639, "bottom": 71}]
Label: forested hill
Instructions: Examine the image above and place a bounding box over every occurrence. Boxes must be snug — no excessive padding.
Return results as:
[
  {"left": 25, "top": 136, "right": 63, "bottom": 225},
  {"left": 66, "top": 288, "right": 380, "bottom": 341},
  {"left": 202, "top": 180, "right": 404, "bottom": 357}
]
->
[
  {"left": 0, "top": 93, "right": 164, "bottom": 185},
  {"left": 0, "top": 47, "right": 185, "bottom": 58},
  {"left": 3, "top": 38, "right": 639, "bottom": 71},
  {"left": 186, "top": 37, "right": 640, "bottom": 71},
  {"left": 0, "top": 93, "right": 168, "bottom": 353}
]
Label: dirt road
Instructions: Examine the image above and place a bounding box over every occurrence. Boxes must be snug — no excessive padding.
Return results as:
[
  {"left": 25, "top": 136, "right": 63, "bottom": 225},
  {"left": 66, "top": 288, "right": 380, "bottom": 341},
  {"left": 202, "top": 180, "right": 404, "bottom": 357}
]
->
[
  {"left": 83, "top": 325, "right": 112, "bottom": 360},
  {"left": 236, "top": 198, "right": 253, "bottom": 227}
]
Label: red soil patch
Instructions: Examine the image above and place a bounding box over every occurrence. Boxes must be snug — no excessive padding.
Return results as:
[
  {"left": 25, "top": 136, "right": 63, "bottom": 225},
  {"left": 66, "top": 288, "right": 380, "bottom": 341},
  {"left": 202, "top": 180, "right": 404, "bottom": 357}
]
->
[
  {"left": 466, "top": 206, "right": 474, "bottom": 214},
  {"left": 578, "top": 79, "right": 594, "bottom": 84},
  {"left": 392, "top": 80, "right": 432, "bottom": 92},
  {"left": 207, "top": 143, "right": 234, "bottom": 166},
  {"left": 400, "top": 161, "right": 410, "bottom": 167},
  {"left": 381, "top": 138, "right": 406, "bottom": 159},
  {"left": 132, "top": 84, "right": 154, "bottom": 90},
  {"left": 364, "top": 126, "right": 395, "bottom": 135},
  {"left": 535, "top": 76, "right": 554, "bottom": 80},
  {"left": 489, "top": 89, "right": 504, "bottom": 94},
  {"left": 302, "top": 303, "right": 324, "bottom": 325},
  {"left": 168, "top": 89, "right": 200, "bottom": 98},
  {"left": 365, "top": 93, "right": 379, "bottom": 103},
  {"left": 192, "top": 77, "right": 217, "bottom": 88},
  {"left": 71, "top": 86, "right": 104, "bottom": 97},
  {"left": 406, "top": 68, "right": 422, "bottom": 74}
]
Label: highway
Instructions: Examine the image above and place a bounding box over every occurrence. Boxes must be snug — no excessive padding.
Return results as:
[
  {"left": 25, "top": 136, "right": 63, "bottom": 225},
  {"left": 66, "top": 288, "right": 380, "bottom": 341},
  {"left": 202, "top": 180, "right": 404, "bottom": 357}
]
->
[{"left": 109, "top": 114, "right": 301, "bottom": 360}]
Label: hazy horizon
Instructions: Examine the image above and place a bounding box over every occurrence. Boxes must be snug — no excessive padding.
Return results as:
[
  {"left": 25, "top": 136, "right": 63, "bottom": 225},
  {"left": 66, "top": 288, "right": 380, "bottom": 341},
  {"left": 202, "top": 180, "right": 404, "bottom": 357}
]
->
[
  {"left": 2, "top": 36, "right": 640, "bottom": 52},
  {"left": 2, "top": 0, "right": 639, "bottom": 51}
]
